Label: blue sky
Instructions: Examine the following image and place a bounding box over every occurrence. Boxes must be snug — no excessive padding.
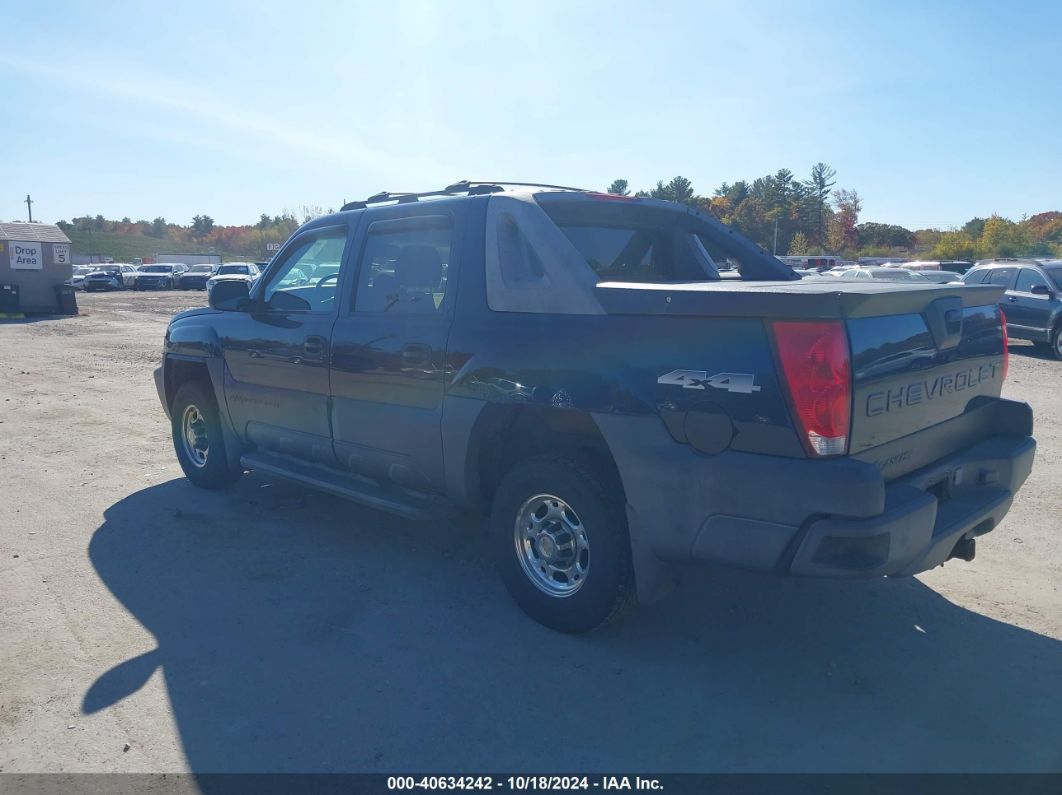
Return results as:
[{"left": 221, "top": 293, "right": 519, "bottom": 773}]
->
[{"left": 2, "top": 0, "right": 1059, "bottom": 230}]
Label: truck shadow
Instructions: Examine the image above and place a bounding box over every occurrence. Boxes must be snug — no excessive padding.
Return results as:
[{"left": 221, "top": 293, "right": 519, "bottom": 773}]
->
[{"left": 86, "top": 478, "right": 1062, "bottom": 773}]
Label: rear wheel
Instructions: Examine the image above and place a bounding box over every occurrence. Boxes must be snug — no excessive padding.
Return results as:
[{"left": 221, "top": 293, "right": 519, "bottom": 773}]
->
[
  {"left": 171, "top": 381, "right": 242, "bottom": 489},
  {"left": 1052, "top": 324, "right": 1062, "bottom": 360},
  {"left": 490, "top": 455, "right": 635, "bottom": 633}
]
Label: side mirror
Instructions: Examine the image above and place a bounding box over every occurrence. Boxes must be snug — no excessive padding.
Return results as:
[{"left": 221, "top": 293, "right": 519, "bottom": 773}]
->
[
  {"left": 1030, "top": 284, "right": 1053, "bottom": 297},
  {"left": 209, "top": 280, "right": 250, "bottom": 311}
]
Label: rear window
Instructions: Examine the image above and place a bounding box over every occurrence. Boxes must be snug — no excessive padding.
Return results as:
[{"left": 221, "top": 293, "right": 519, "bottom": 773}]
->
[
  {"left": 987, "top": 268, "right": 1016, "bottom": 287},
  {"left": 540, "top": 207, "right": 715, "bottom": 283},
  {"left": 553, "top": 226, "right": 683, "bottom": 282}
]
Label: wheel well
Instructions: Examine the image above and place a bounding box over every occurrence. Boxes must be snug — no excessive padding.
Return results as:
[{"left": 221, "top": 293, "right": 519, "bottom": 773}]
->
[
  {"left": 475, "top": 406, "right": 625, "bottom": 508},
  {"left": 164, "top": 358, "right": 212, "bottom": 409}
]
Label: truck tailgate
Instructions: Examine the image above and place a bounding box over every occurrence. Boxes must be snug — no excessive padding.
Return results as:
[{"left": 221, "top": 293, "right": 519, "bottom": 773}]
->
[{"left": 596, "top": 278, "right": 1009, "bottom": 459}]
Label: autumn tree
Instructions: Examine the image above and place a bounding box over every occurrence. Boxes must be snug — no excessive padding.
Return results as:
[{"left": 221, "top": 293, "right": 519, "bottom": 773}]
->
[
  {"left": 828, "top": 188, "right": 862, "bottom": 252},
  {"left": 788, "top": 231, "right": 810, "bottom": 255}
]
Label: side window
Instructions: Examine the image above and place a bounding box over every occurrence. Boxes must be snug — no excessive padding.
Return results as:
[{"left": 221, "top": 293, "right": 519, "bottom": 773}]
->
[
  {"left": 987, "top": 268, "right": 1016, "bottom": 288},
  {"left": 963, "top": 269, "right": 986, "bottom": 284},
  {"left": 262, "top": 228, "right": 348, "bottom": 312},
  {"left": 497, "top": 213, "right": 547, "bottom": 287},
  {"left": 354, "top": 216, "right": 452, "bottom": 314},
  {"left": 1015, "top": 268, "right": 1048, "bottom": 293}
]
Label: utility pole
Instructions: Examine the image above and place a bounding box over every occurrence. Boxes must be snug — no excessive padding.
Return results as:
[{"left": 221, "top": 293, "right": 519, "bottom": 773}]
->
[
  {"left": 25, "top": 194, "right": 34, "bottom": 223},
  {"left": 772, "top": 218, "right": 778, "bottom": 255}
]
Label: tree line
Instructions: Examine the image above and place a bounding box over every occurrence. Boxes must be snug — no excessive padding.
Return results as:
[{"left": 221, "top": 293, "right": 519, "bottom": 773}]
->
[
  {"left": 54, "top": 170, "right": 1061, "bottom": 262},
  {"left": 55, "top": 206, "right": 331, "bottom": 259},
  {"left": 607, "top": 165, "right": 1062, "bottom": 261}
]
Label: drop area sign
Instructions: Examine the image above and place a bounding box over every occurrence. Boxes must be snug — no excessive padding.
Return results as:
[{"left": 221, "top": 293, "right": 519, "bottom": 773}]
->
[{"left": 10, "top": 241, "right": 43, "bottom": 270}]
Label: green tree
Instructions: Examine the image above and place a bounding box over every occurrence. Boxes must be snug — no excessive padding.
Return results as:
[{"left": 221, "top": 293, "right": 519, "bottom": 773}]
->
[
  {"left": 606, "top": 179, "right": 630, "bottom": 196},
  {"left": 650, "top": 176, "right": 697, "bottom": 205},
  {"left": 804, "top": 162, "right": 836, "bottom": 245},
  {"left": 962, "top": 217, "right": 987, "bottom": 238},
  {"left": 191, "top": 214, "right": 215, "bottom": 235},
  {"left": 729, "top": 197, "right": 772, "bottom": 247},
  {"left": 150, "top": 217, "right": 167, "bottom": 237},
  {"left": 856, "top": 222, "right": 915, "bottom": 249}
]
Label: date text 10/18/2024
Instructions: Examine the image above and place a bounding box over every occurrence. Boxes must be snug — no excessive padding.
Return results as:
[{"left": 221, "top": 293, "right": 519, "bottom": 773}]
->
[{"left": 387, "top": 777, "right": 664, "bottom": 791}]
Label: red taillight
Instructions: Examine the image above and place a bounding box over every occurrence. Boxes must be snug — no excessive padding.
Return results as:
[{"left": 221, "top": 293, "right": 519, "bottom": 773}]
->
[
  {"left": 999, "top": 308, "right": 1009, "bottom": 381},
  {"left": 772, "top": 320, "right": 852, "bottom": 457}
]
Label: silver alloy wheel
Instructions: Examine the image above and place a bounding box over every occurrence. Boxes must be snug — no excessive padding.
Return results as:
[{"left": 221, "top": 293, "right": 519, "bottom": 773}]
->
[
  {"left": 180, "top": 404, "right": 209, "bottom": 468},
  {"left": 1055, "top": 330, "right": 1062, "bottom": 358},
  {"left": 514, "top": 493, "right": 589, "bottom": 597}
]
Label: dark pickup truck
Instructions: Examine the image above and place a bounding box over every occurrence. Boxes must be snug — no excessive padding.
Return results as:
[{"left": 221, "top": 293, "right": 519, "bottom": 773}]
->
[{"left": 154, "top": 181, "right": 1036, "bottom": 632}]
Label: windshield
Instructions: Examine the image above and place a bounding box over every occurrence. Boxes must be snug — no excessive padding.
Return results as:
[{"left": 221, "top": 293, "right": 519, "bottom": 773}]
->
[
  {"left": 217, "top": 265, "right": 250, "bottom": 275},
  {"left": 189, "top": 265, "right": 214, "bottom": 273},
  {"left": 142, "top": 265, "right": 172, "bottom": 273},
  {"left": 1044, "top": 266, "right": 1062, "bottom": 290}
]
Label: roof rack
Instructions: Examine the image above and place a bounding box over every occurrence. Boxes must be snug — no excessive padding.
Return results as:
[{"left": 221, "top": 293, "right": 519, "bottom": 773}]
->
[{"left": 340, "top": 180, "right": 589, "bottom": 212}]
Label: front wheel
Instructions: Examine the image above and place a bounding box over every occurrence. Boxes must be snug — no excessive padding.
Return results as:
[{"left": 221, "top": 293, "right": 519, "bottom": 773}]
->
[
  {"left": 1051, "top": 325, "right": 1062, "bottom": 360},
  {"left": 490, "top": 455, "right": 635, "bottom": 633},
  {"left": 170, "top": 381, "right": 242, "bottom": 489}
]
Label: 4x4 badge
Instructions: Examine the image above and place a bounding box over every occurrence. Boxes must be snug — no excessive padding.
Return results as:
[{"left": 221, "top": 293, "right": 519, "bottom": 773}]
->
[{"left": 657, "top": 369, "right": 761, "bottom": 394}]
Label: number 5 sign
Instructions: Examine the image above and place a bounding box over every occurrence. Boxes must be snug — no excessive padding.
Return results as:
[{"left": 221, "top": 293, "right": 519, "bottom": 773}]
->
[{"left": 53, "top": 244, "right": 70, "bottom": 265}]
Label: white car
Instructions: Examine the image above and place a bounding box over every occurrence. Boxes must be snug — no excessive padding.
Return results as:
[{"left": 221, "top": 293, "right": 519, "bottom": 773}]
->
[
  {"left": 838, "top": 267, "right": 930, "bottom": 282},
  {"left": 206, "top": 262, "right": 262, "bottom": 295}
]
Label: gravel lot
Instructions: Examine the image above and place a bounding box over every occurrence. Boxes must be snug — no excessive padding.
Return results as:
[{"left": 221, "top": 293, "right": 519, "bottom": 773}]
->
[{"left": 1, "top": 291, "right": 1060, "bottom": 773}]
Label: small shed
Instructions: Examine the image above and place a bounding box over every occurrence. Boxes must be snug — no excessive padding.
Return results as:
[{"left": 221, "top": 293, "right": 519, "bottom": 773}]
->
[{"left": 0, "top": 222, "right": 73, "bottom": 313}]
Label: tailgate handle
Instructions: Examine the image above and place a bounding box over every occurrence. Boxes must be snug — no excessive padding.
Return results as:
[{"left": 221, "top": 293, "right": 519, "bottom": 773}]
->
[{"left": 925, "top": 296, "right": 964, "bottom": 350}]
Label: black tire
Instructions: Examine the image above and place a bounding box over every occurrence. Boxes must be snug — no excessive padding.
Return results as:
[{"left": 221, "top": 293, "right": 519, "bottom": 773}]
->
[
  {"left": 1051, "top": 325, "right": 1062, "bottom": 360},
  {"left": 170, "top": 381, "right": 242, "bottom": 489},
  {"left": 490, "top": 455, "right": 635, "bottom": 633}
]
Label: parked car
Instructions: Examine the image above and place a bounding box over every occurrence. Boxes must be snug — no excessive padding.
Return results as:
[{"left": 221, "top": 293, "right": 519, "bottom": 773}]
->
[
  {"left": 66, "top": 266, "right": 95, "bottom": 290},
  {"left": 205, "top": 262, "right": 262, "bottom": 295},
  {"left": 938, "top": 260, "right": 974, "bottom": 274},
  {"left": 154, "top": 182, "right": 1034, "bottom": 632},
  {"left": 964, "top": 260, "right": 1062, "bottom": 358},
  {"left": 135, "top": 263, "right": 188, "bottom": 290},
  {"left": 177, "top": 264, "right": 218, "bottom": 290},
  {"left": 84, "top": 263, "right": 140, "bottom": 291},
  {"left": 919, "top": 270, "right": 963, "bottom": 284},
  {"left": 839, "top": 267, "right": 930, "bottom": 282}
]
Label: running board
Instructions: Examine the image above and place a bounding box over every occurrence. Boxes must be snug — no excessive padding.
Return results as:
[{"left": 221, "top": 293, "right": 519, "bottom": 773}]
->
[{"left": 240, "top": 451, "right": 452, "bottom": 521}]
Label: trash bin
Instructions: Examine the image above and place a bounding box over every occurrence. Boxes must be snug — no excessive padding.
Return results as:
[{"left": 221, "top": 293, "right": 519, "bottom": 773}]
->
[
  {"left": 0, "top": 284, "right": 19, "bottom": 314},
  {"left": 53, "top": 284, "right": 79, "bottom": 315}
]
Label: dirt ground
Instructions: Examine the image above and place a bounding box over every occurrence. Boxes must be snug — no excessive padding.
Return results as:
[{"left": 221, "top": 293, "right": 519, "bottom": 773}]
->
[{"left": 1, "top": 290, "right": 1060, "bottom": 773}]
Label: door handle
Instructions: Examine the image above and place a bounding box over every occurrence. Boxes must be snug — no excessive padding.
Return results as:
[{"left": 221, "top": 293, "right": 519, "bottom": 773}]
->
[
  {"left": 1007, "top": 296, "right": 1018, "bottom": 302},
  {"left": 401, "top": 343, "right": 431, "bottom": 367},
  {"left": 303, "top": 335, "right": 328, "bottom": 357}
]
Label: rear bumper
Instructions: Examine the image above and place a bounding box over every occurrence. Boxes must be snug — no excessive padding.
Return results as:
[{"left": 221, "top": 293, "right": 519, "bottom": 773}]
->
[
  {"left": 594, "top": 398, "right": 1035, "bottom": 592},
  {"left": 789, "top": 434, "right": 1034, "bottom": 577}
]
